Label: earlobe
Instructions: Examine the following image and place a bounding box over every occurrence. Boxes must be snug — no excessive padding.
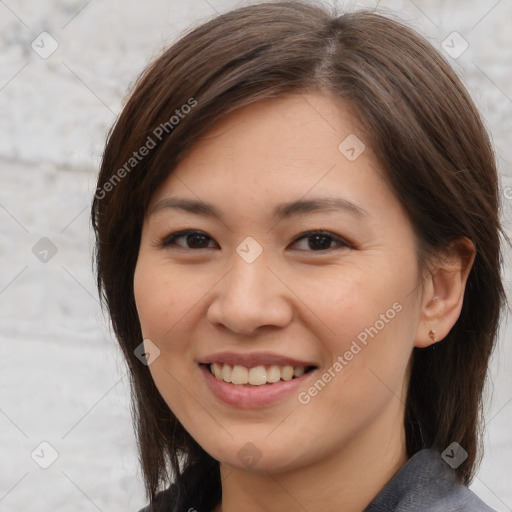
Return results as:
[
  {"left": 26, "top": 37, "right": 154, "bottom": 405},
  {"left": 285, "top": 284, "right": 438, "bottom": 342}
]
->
[{"left": 414, "top": 237, "right": 476, "bottom": 348}]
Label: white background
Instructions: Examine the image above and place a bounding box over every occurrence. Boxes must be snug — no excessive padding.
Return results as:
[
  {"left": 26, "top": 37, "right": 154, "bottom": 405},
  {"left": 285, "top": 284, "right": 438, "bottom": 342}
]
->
[{"left": 0, "top": 0, "right": 511, "bottom": 511}]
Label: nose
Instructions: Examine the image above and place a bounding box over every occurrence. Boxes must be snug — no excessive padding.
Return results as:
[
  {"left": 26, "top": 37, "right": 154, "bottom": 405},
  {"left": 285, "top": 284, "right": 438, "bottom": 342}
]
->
[{"left": 206, "top": 253, "right": 293, "bottom": 336}]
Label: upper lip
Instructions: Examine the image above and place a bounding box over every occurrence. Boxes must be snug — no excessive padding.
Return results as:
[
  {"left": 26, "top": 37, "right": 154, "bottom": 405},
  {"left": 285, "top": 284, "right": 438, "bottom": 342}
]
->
[{"left": 198, "top": 351, "right": 317, "bottom": 368}]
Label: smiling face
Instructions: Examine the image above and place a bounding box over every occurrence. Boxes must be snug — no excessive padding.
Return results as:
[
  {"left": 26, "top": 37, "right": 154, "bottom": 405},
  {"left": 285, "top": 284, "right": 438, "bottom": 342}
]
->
[{"left": 133, "top": 92, "right": 427, "bottom": 475}]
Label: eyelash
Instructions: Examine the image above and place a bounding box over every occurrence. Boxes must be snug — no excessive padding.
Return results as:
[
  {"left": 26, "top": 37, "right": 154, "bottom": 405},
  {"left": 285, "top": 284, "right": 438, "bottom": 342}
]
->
[{"left": 158, "top": 229, "right": 351, "bottom": 252}]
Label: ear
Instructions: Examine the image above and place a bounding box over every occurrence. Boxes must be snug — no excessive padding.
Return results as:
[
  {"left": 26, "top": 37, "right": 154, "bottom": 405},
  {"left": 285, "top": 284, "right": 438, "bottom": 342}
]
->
[{"left": 415, "top": 237, "right": 476, "bottom": 348}]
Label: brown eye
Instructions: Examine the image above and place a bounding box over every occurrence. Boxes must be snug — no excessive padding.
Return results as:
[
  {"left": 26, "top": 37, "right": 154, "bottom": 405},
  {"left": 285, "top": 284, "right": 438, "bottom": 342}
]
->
[
  {"left": 290, "top": 231, "right": 350, "bottom": 251},
  {"left": 160, "top": 230, "right": 217, "bottom": 249}
]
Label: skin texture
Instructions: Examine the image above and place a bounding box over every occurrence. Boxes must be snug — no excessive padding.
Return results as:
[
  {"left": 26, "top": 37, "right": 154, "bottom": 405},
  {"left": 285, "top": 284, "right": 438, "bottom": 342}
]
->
[{"left": 133, "top": 92, "right": 475, "bottom": 512}]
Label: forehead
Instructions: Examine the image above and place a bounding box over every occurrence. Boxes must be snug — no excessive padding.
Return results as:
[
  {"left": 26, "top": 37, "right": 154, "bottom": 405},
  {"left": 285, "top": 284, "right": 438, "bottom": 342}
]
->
[
  {"left": 148, "top": 92, "right": 392, "bottom": 216},
  {"left": 190, "top": 92, "right": 365, "bottom": 162}
]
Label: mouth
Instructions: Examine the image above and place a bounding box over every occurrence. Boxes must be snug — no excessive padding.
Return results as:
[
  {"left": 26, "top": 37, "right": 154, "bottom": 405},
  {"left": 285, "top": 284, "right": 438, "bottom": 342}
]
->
[
  {"left": 197, "top": 351, "right": 319, "bottom": 407},
  {"left": 201, "top": 362, "right": 317, "bottom": 386}
]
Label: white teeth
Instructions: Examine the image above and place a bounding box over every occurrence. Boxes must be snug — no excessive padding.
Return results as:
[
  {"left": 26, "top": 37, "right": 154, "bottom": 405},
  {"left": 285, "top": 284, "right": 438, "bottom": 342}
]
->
[
  {"left": 248, "top": 366, "right": 267, "bottom": 386},
  {"left": 222, "top": 364, "right": 232, "bottom": 383},
  {"left": 231, "top": 365, "right": 249, "bottom": 385},
  {"left": 293, "top": 366, "right": 305, "bottom": 377},
  {"left": 212, "top": 362, "right": 223, "bottom": 379},
  {"left": 266, "top": 365, "right": 281, "bottom": 383},
  {"left": 209, "top": 363, "right": 310, "bottom": 385},
  {"left": 281, "top": 365, "right": 294, "bottom": 381}
]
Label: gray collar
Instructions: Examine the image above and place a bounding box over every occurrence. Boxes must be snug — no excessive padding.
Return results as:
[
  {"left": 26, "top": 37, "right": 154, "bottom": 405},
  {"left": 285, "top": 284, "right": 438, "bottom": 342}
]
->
[{"left": 364, "top": 448, "right": 495, "bottom": 511}]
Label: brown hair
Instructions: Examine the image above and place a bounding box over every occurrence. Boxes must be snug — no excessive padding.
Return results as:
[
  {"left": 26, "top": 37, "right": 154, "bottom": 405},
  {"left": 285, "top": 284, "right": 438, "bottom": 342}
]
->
[{"left": 91, "top": 1, "right": 509, "bottom": 508}]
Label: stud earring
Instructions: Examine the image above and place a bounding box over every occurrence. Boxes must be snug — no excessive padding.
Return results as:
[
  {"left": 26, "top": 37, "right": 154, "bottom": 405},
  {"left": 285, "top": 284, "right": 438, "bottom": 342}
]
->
[{"left": 428, "top": 329, "right": 437, "bottom": 342}]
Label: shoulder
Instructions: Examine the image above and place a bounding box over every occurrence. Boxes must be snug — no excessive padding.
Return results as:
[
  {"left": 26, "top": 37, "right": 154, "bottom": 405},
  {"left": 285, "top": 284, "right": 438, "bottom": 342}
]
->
[
  {"left": 136, "top": 485, "right": 177, "bottom": 512},
  {"left": 137, "top": 485, "right": 215, "bottom": 512},
  {"left": 136, "top": 459, "right": 221, "bottom": 512},
  {"left": 138, "top": 486, "right": 176, "bottom": 512},
  {"left": 424, "top": 483, "right": 498, "bottom": 512},
  {"left": 364, "top": 448, "right": 497, "bottom": 512}
]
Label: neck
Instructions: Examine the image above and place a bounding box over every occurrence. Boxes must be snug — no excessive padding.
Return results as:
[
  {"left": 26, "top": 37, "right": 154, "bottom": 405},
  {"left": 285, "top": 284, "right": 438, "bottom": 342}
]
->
[{"left": 214, "top": 403, "right": 408, "bottom": 512}]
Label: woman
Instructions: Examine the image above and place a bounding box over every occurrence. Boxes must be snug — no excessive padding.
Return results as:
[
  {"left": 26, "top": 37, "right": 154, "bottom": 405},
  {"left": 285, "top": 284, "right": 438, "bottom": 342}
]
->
[{"left": 91, "top": 2, "right": 508, "bottom": 511}]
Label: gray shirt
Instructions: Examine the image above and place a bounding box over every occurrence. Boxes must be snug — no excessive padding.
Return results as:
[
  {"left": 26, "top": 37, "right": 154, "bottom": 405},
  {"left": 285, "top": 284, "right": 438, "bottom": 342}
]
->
[
  {"left": 138, "top": 448, "right": 496, "bottom": 511},
  {"left": 363, "top": 448, "right": 496, "bottom": 511}
]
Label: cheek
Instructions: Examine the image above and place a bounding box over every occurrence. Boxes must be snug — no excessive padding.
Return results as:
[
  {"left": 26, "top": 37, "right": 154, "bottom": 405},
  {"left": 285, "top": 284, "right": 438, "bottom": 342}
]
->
[
  {"left": 133, "top": 256, "right": 191, "bottom": 341},
  {"left": 301, "top": 261, "right": 405, "bottom": 346},
  {"left": 133, "top": 255, "right": 208, "bottom": 381},
  {"left": 296, "top": 302, "right": 414, "bottom": 457},
  {"left": 314, "top": 259, "right": 418, "bottom": 391},
  {"left": 133, "top": 257, "right": 197, "bottom": 419}
]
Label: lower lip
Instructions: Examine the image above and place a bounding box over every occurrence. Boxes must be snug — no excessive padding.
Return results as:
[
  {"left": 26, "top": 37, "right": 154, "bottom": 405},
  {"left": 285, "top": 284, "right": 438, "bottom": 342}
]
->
[{"left": 199, "top": 364, "right": 315, "bottom": 409}]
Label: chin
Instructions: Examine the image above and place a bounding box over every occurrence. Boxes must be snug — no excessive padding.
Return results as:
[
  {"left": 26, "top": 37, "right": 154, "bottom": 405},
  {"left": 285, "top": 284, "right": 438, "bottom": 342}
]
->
[{"left": 201, "top": 436, "right": 310, "bottom": 475}]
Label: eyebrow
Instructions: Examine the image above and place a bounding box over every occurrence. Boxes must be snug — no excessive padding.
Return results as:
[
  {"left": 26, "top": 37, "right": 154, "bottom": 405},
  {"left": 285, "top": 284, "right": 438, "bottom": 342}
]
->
[{"left": 149, "top": 196, "right": 368, "bottom": 222}]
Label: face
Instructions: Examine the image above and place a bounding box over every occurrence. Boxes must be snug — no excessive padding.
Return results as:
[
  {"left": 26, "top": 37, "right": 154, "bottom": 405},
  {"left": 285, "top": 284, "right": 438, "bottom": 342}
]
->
[{"left": 133, "top": 92, "right": 425, "bottom": 474}]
